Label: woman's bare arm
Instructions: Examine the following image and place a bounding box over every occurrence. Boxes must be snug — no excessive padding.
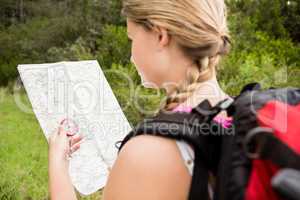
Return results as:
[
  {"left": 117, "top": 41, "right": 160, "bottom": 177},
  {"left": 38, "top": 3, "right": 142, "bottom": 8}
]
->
[
  {"left": 48, "top": 158, "right": 77, "bottom": 200},
  {"left": 102, "top": 135, "right": 191, "bottom": 200},
  {"left": 48, "top": 127, "right": 82, "bottom": 200}
]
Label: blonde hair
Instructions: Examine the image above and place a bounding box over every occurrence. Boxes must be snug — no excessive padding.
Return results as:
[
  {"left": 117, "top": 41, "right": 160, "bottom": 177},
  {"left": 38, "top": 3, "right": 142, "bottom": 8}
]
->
[{"left": 122, "top": 0, "right": 231, "bottom": 111}]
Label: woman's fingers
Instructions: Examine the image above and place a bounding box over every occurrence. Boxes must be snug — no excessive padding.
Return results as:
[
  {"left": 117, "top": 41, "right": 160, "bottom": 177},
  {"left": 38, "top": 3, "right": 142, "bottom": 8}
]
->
[
  {"left": 58, "top": 126, "right": 69, "bottom": 137},
  {"left": 49, "top": 124, "right": 84, "bottom": 157},
  {"left": 70, "top": 135, "right": 83, "bottom": 146},
  {"left": 69, "top": 143, "right": 81, "bottom": 154},
  {"left": 68, "top": 135, "right": 84, "bottom": 155}
]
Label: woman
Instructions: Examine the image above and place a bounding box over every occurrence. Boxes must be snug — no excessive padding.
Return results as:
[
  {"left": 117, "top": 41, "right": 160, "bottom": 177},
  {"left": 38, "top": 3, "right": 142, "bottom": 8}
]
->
[{"left": 48, "top": 0, "right": 232, "bottom": 199}]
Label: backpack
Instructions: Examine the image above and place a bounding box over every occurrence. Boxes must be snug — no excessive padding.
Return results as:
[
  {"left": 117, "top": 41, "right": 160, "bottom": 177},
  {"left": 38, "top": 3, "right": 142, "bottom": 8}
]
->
[{"left": 117, "top": 82, "right": 300, "bottom": 200}]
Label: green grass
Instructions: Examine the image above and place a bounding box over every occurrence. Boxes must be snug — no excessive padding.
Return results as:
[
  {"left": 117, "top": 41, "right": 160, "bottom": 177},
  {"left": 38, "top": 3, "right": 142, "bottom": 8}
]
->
[{"left": 0, "top": 88, "right": 103, "bottom": 200}]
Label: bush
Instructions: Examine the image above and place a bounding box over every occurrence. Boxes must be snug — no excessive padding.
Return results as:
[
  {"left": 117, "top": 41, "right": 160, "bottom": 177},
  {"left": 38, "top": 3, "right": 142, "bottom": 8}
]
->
[
  {"left": 218, "top": 31, "right": 300, "bottom": 95},
  {"left": 95, "top": 25, "right": 131, "bottom": 70}
]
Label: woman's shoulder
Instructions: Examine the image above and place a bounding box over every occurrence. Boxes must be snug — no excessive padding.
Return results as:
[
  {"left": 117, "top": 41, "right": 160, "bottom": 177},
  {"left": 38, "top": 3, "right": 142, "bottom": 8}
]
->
[
  {"left": 117, "top": 135, "right": 191, "bottom": 177},
  {"left": 103, "top": 135, "right": 191, "bottom": 200}
]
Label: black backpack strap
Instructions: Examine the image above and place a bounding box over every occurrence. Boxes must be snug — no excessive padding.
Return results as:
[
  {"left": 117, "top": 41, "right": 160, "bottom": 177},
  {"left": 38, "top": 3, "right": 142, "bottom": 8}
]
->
[
  {"left": 117, "top": 98, "right": 234, "bottom": 161},
  {"left": 244, "top": 127, "right": 300, "bottom": 169},
  {"left": 189, "top": 149, "right": 210, "bottom": 200},
  {"left": 117, "top": 111, "right": 213, "bottom": 200},
  {"left": 239, "top": 82, "right": 261, "bottom": 94},
  {"left": 116, "top": 98, "right": 235, "bottom": 200},
  {"left": 118, "top": 109, "right": 214, "bottom": 162}
]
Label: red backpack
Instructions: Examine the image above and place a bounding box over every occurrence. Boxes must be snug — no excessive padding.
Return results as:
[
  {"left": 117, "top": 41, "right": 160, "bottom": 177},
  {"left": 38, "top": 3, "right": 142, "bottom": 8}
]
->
[{"left": 233, "top": 84, "right": 300, "bottom": 200}]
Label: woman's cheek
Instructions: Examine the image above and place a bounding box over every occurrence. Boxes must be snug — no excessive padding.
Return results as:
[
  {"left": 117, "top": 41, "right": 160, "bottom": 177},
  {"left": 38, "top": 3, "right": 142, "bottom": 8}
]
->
[
  {"left": 131, "top": 42, "right": 144, "bottom": 69},
  {"left": 134, "top": 59, "right": 155, "bottom": 88},
  {"left": 131, "top": 40, "right": 161, "bottom": 88}
]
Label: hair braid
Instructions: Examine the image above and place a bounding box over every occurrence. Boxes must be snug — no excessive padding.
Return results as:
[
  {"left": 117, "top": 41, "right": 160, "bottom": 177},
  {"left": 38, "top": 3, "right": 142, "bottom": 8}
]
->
[{"left": 163, "top": 55, "right": 220, "bottom": 111}]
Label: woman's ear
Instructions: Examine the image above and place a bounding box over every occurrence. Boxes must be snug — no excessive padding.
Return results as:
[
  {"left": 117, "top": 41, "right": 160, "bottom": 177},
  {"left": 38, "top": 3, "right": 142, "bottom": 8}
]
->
[{"left": 153, "top": 26, "right": 170, "bottom": 50}]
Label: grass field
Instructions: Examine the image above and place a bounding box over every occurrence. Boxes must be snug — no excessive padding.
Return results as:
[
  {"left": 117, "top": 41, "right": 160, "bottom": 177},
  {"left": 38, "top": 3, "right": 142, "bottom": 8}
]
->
[{"left": 0, "top": 88, "right": 103, "bottom": 200}]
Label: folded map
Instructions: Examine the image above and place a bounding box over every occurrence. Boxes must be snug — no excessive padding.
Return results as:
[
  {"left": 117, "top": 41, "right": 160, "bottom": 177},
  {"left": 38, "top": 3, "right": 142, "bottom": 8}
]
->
[{"left": 17, "top": 60, "right": 132, "bottom": 195}]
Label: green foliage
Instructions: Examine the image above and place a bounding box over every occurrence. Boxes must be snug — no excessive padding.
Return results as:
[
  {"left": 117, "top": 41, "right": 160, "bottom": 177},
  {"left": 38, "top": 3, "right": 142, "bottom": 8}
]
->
[
  {"left": 284, "top": 0, "right": 300, "bottom": 42},
  {"left": 219, "top": 30, "right": 300, "bottom": 95},
  {"left": 1, "top": 0, "right": 299, "bottom": 87},
  {"left": 96, "top": 25, "right": 131, "bottom": 69},
  {"left": 227, "top": 0, "right": 300, "bottom": 42},
  {"left": 219, "top": 0, "right": 300, "bottom": 95},
  {"left": 46, "top": 37, "right": 95, "bottom": 62},
  {"left": 0, "top": 16, "right": 84, "bottom": 85}
]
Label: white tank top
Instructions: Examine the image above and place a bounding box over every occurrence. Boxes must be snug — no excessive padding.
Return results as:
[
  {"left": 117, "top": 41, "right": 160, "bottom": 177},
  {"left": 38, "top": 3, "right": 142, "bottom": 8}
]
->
[{"left": 175, "top": 140, "right": 195, "bottom": 175}]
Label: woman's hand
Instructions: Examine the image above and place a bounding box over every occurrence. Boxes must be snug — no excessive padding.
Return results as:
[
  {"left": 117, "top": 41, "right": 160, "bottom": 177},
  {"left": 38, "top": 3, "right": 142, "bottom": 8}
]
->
[
  {"left": 48, "top": 126, "right": 82, "bottom": 200},
  {"left": 48, "top": 126, "right": 83, "bottom": 169}
]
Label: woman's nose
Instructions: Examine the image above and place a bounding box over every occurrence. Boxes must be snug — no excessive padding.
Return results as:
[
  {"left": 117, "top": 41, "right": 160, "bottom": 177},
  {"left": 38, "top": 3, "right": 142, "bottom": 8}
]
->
[
  {"left": 130, "top": 55, "right": 134, "bottom": 63},
  {"left": 130, "top": 56, "right": 136, "bottom": 65}
]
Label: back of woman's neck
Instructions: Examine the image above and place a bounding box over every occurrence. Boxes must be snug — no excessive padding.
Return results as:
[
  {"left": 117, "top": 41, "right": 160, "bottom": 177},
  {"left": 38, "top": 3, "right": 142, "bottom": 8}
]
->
[{"left": 180, "top": 77, "right": 231, "bottom": 109}]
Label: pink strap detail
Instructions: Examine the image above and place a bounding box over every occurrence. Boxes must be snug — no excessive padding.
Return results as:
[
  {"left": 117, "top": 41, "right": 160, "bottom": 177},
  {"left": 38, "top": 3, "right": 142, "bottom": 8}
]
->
[
  {"left": 172, "top": 105, "right": 233, "bottom": 128},
  {"left": 213, "top": 116, "right": 233, "bottom": 129},
  {"left": 172, "top": 105, "right": 193, "bottom": 113}
]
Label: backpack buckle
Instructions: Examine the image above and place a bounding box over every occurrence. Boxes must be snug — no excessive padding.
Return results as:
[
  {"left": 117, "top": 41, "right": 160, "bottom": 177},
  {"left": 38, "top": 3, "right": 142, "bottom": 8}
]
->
[
  {"left": 192, "top": 98, "right": 234, "bottom": 123},
  {"left": 243, "top": 127, "right": 274, "bottom": 159},
  {"left": 218, "top": 98, "right": 234, "bottom": 110}
]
